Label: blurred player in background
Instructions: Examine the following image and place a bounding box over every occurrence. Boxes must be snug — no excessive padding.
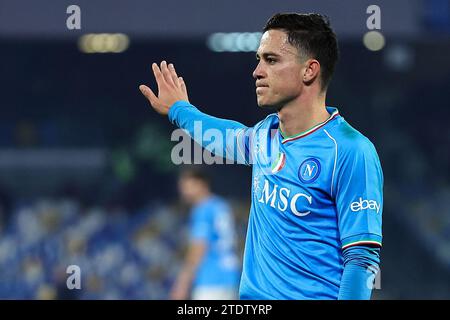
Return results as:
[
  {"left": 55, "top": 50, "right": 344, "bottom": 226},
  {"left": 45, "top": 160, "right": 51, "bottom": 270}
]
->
[
  {"left": 140, "top": 13, "right": 383, "bottom": 299},
  {"left": 170, "top": 168, "right": 240, "bottom": 300}
]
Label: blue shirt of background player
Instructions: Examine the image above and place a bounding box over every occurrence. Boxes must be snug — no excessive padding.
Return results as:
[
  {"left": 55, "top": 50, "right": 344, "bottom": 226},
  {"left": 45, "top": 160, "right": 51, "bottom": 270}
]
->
[{"left": 189, "top": 195, "right": 241, "bottom": 289}]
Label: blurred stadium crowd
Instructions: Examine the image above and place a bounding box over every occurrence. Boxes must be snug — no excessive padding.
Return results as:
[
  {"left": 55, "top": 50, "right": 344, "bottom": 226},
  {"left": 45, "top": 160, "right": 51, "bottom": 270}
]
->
[{"left": 0, "top": 198, "right": 186, "bottom": 299}]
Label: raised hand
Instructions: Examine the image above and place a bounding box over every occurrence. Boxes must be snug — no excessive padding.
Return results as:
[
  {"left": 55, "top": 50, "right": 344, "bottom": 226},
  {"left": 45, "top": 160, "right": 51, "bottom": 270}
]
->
[{"left": 139, "top": 61, "right": 189, "bottom": 116}]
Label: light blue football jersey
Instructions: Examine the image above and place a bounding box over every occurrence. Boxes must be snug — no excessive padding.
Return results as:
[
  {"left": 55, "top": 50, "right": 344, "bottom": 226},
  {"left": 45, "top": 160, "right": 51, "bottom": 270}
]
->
[
  {"left": 169, "top": 102, "right": 383, "bottom": 300},
  {"left": 237, "top": 107, "right": 383, "bottom": 299},
  {"left": 189, "top": 195, "right": 241, "bottom": 288}
]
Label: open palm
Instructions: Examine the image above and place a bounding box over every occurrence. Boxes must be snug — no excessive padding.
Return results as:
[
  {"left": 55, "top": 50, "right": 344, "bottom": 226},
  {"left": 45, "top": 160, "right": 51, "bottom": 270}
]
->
[{"left": 139, "top": 60, "right": 189, "bottom": 115}]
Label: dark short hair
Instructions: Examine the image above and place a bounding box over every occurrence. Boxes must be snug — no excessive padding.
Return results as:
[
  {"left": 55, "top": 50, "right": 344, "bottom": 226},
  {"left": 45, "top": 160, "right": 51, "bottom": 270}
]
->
[
  {"left": 179, "top": 168, "right": 210, "bottom": 186},
  {"left": 263, "top": 13, "right": 339, "bottom": 91}
]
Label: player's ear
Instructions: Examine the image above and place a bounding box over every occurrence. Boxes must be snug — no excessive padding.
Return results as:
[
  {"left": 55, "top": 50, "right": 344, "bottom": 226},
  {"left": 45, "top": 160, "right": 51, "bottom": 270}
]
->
[{"left": 303, "top": 59, "right": 320, "bottom": 84}]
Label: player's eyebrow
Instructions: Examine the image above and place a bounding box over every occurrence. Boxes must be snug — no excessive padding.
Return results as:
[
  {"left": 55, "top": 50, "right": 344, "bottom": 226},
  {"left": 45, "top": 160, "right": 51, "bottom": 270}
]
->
[{"left": 256, "top": 52, "right": 281, "bottom": 60}]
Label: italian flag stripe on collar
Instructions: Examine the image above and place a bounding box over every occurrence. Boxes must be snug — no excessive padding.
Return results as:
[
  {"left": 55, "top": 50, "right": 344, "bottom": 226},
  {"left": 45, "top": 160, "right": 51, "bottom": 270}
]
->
[{"left": 280, "top": 109, "right": 339, "bottom": 144}]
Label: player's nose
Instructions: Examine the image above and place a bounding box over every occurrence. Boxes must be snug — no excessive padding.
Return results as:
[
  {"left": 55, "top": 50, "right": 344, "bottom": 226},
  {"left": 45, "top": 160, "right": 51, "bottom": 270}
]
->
[{"left": 253, "top": 61, "right": 265, "bottom": 79}]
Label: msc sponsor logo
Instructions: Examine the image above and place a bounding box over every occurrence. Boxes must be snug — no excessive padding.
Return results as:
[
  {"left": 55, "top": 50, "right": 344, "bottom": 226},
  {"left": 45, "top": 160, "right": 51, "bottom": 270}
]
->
[
  {"left": 350, "top": 197, "right": 380, "bottom": 213},
  {"left": 298, "top": 158, "right": 321, "bottom": 183},
  {"left": 257, "top": 179, "right": 312, "bottom": 217}
]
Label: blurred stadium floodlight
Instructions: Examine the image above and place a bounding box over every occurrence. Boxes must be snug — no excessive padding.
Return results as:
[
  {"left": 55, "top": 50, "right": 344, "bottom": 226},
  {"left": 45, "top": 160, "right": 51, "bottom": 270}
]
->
[
  {"left": 78, "top": 33, "right": 129, "bottom": 53},
  {"left": 207, "top": 32, "right": 262, "bottom": 52},
  {"left": 363, "top": 31, "right": 386, "bottom": 51},
  {"left": 384, "top": 43, "right": 414, "bottom": 72}
]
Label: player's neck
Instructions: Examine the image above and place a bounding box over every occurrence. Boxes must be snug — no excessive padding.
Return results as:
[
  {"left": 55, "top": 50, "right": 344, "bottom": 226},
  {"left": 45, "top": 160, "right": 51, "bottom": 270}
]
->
[
  {"left": 277, "top": 92, "right": 329, "bottom": 138},
  {"left": 193, "top": 190, "right": 211, "bottom": 205}
]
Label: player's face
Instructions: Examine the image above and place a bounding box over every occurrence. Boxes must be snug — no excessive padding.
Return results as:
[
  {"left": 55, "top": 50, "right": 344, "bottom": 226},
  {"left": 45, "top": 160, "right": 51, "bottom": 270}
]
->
[
  {"left": 178, "top": 177, "right": 205, "bottom": 205},
  {"left": 253, "top": 30, "right": 305, "bottom": 109}
]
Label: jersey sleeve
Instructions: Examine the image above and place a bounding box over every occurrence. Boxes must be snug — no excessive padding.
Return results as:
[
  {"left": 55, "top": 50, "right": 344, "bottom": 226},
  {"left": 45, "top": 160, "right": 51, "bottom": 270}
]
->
[
  {"left": 338, "top": 245, "right": 381, "bottom": 299},
  {"left": 334, "top": 138, "right": 383, "bottom": 250},
  {"left": 168, "top": 100, "right": 252, "bottom": 165}
]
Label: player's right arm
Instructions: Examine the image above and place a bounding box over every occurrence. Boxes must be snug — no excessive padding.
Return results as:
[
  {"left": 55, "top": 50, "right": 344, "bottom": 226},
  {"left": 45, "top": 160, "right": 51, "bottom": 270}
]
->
[{"left": 139, "top": 61, "right": 251, "bottom": 164}]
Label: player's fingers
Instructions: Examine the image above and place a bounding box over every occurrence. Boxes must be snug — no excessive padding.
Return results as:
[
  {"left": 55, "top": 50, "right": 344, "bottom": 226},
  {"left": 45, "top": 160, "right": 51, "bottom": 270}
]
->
[
  {"left": 160, "top": 61, "right": 175, "bottom": 87},
  {"left": 168, "top": 64, "right": 179, "bottom": 87},
  {"left": 139, "top": 85, "right": 158, "bottom": 105},
  {"left": 178, "top": 77, "right": 187, "bottom": 94},
  {"left": 152, "top": 63, "right": 164, "bottom": 88},
  {"left": 140, "top": 85, "right": 168, "bottom": 114}
]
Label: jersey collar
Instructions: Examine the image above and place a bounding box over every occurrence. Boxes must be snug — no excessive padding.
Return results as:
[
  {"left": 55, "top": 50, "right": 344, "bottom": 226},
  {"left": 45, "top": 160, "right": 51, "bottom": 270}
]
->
[{"left": 279, "top": 107, "right": 340, "bottom": 144}]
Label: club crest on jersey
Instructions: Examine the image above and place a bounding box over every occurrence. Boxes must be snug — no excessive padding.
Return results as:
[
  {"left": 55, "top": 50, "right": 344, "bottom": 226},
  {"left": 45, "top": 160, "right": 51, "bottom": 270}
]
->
[
  {"left": 298, "top": 158, "right": 321, "bottom": 183},
  {"left": 271, "top": 152, "right": 286, "bottom": 174}
]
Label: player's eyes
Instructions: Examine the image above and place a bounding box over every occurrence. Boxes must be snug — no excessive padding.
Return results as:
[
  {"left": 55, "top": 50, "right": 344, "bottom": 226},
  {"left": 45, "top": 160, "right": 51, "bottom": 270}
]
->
[{"left": 255, "top": 55, "right": 276, "bottom": 64}]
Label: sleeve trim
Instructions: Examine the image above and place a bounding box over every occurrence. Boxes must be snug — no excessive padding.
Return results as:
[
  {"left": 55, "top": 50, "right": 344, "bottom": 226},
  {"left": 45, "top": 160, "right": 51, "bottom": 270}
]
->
[{"left": 342, "top": 240, "right": 382, "bottom": 250}]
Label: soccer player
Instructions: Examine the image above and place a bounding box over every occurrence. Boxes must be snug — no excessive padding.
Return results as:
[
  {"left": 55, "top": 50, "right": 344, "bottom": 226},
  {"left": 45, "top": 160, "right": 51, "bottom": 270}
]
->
[
  {"left": 170, "top": 169, "right": 240, "bottom": 300},
  {"left": 139, "top": 13, "right": 383, "bottom": 300}
]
